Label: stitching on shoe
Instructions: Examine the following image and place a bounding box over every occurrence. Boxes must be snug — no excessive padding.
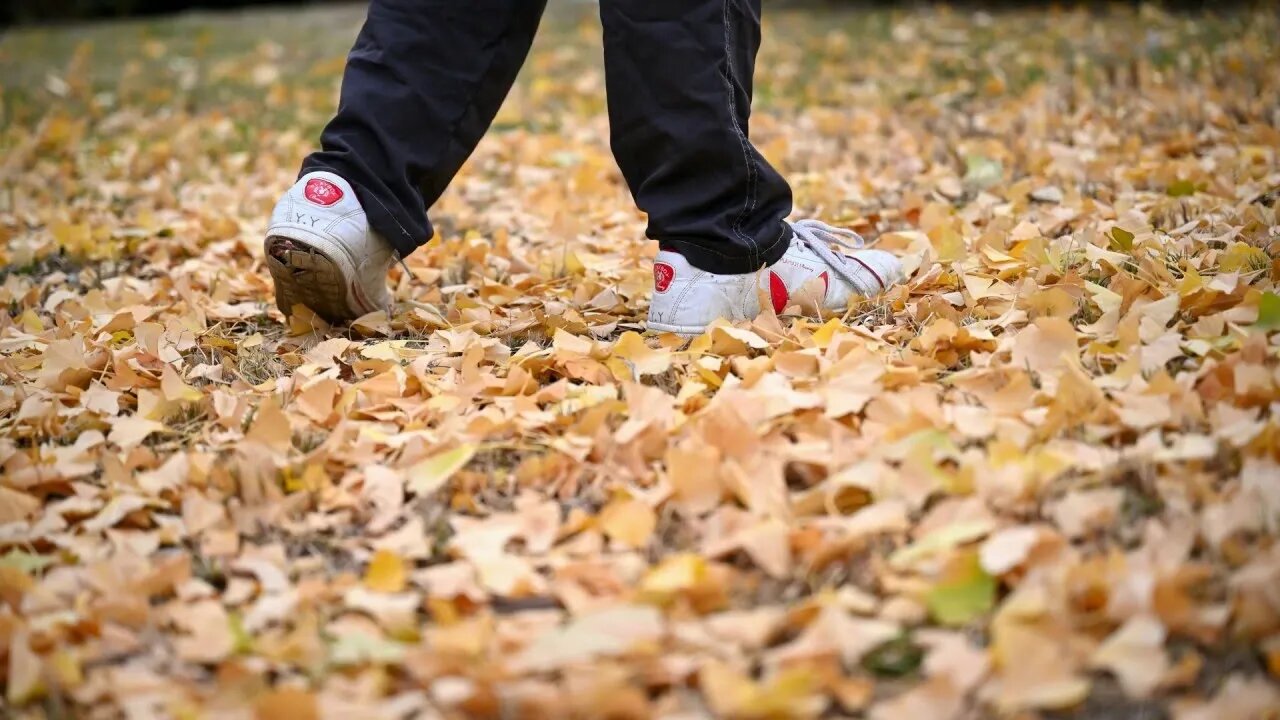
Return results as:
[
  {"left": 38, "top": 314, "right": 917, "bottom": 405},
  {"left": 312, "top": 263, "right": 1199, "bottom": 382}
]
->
[
  {"left": 668, "top": 271, "right": 702, "bottom": 324},
  {"left": 323, "top": 208, "right": 364, "bottom": 236},
  {"left": 849, "top": 255, "right": 885, "bottom": 291}
]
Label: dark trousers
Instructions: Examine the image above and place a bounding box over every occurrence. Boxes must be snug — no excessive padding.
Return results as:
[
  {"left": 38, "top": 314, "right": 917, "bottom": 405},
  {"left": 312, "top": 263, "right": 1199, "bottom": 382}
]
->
[{"left": 302, "top": 0, "right": 793, "bottom": 274}]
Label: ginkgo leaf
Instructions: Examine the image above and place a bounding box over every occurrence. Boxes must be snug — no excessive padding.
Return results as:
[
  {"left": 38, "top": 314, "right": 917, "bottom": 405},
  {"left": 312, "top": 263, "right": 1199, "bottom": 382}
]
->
[
  {"left": 1089, "top": 614, "right": 1169, "bottom": 698},
  {"left": 8, "top": 6, "right": 1279, "bottom": 717},
  {"left": 6, "top": 631, "right": 43, "bottom": 705},
  {"left": 254, "top": 688, "right": 319, "bottom": 720},
  {"left": 889, "top": 520, "right": 995, "bottom": 570},
  {"left": 160, "top": 364, "right": 202, "bottom": 404},
  {"left": 107, "top": 415, "right": 167, "bottom": 450},
  {"left": 328, "top": 630, "right": 407, "bottom": 666},
  {"left": 407, "top": 444, "right": 477, "bottom": 495},
  {"left": 364, "top": 549, "right": 408, "bottom": 593},
  {"left": 609, "top": 331, "right": 672, "bottom": 377},
  {"left": 926, "top": 550, "right": 998, "bottom": 626},
  {"left": 510, "top": 604, "right": 664, "bottom": 672},
  {"left": 1109, "top": 226, "right": 1135, "bottom": 252},
  {"left": 640, "top": 553, "right": 709, "bottom": 599},
  {"left": 598, "top": 496, "right": 656, "bottom": 549},
  {"left": 1254, "top": 291, "right": 1280, "bottom": 330}
]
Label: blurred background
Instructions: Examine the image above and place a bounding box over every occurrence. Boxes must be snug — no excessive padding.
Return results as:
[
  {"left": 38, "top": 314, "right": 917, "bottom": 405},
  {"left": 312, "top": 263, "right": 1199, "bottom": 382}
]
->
[{"left": 1, "top": 0, "right": 1235, "bottom": 26}]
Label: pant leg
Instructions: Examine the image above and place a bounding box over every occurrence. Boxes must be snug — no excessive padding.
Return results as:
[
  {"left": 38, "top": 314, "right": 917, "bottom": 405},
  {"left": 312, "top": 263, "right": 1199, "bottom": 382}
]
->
[
  {"left": 301, "top": 0, "right": 547, "bottom": 259},
  {"left": 599, "top": 0, "right": 793, "bottom": 275}
]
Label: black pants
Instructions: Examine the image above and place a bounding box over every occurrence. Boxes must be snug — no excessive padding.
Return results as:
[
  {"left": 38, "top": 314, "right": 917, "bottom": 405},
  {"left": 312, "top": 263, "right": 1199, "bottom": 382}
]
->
[{"left": 302, "top": 0, "right": 793, "bottom": 274}]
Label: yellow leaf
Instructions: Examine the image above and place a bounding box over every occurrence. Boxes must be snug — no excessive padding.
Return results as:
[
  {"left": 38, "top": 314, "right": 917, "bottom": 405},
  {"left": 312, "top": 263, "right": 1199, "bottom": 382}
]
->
[
  {"left": 639, "top": 553, "right": 707, "bottom": 599},
  {"left": 407, "top": 444, "right": 477, "bottom": 495},
  {"left": 107, "top": 415, "right": 168, "bottom": 450},
  {"left": 6, "top": 630, "right": 43, "bottom": 705},
  {"left": 363, "top": 549, "right": 407, "bottom": 593},
  {"left": 246, "top": 400, "right": 292, "bottom": 451},
  {"left": 254, "top": 688, "right": 319, "bottom": 720},
  {"left": 598, "top": 496, "right": 655, "bottom": 549},
  {"left": 811, "top": 317, "right": 846, "bottom": 348},
  {"left": 700, "top": 659, "right": 822, "bottom": 719},
  {"left": 47, "top": 649, "right": 82, "bottom": 691},
  {"left": 1011, "top": 316, "right": 1078, "bottom": 377},
  {"left": 699, "top": 660, "right": 759, "bottom": 718},
  {"left": 889, "top": 520, "right": 995, "bottom": 570},
  {"left": 161, "top": 365, "right": 203, "bottom": 404},
  {"left": 1086, "top": 281, "right": 1123, "bottom": 314},
  {"left": 553, "top": 328, "right": 595, "bottom": 357},
  {"left": 610, "top": 331, "right": 672, "bottom": 377},
  {"left": 19, "top": 309, "right": 43, "bottom": 333},
  {"left": 666, "top": 444, "right": 724, "bottom": 515},
  {"left": 963, "top": 273, "right": 1012, "bottom": 302},
  {"left": 1219, "top": 242, "right": 1268, "bottom": 273},
  {"left": 928, "top": 223, "right": 967, "bottom": 263}
]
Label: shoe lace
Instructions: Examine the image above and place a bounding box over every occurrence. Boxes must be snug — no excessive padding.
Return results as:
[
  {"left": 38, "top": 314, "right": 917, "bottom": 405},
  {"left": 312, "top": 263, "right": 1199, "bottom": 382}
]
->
[{"left": 790, "top": 219, "right": 870, "bottom": 289}]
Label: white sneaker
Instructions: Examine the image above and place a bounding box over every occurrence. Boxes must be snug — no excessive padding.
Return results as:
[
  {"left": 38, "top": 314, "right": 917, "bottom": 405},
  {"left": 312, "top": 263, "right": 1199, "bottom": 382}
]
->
[
  {"left": 264, "top": 171, "right": 396, "bottom": 324},
  {"left": 646, "top": 219, "right": 904, "bottom": 336}
]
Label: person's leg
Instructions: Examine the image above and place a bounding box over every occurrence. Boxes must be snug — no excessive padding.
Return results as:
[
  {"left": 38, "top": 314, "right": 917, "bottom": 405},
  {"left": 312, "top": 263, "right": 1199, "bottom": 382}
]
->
[
  {"left": 601, "top": 0, "right": 904, "bottom": 336},
  {"left": 301, "top": 0, "right": 548, "bottom": 260},
  {"left": 599, "top": 0, "right": 792, "bottom": 275}
]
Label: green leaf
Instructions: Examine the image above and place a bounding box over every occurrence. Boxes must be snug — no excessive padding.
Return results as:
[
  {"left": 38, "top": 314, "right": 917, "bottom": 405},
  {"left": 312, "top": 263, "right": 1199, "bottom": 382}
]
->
[
  {"left": 0, "top": 550, "right": 55, "bottom": 574},
  {"left": 1109, "top": 226, "right": 1135, "bottom": 253},
  {"left": 228, "top": 611, "right": 254, "bottom": 654},
  {"left": 329, "top": 631, "right": 407, "bottom": 666},
  {"left": 1167, "top": 179, "right": 1197, "bottom": 197},
  {"left": 963, "top": 154, "right": 1003, "bottom": 191},
  {"left": 889, "top": 519, "right": 994, "bottom": 570},
  {"left": 926, "top": 550, "right": 997, "bottom": 626},
  {"left": 862, "top": 634, "right": 924, "bottom": 677},
  {"left": 406, "top": 443, "right": 477, "bottom": 495},
  {"left": 1255, "top": 291, "right": 1280, "bottom": 331}
]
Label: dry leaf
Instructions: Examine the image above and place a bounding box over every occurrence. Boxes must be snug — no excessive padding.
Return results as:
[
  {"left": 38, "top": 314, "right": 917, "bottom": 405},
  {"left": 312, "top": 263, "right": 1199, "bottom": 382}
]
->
[
  {"left": 407, "top": 444, "right": 477, "bottom": 495},
  {"left": 598, "top": 496, "right": 656, "bottom": 549},
  {"left": 364, "top": 549, "right": 408, "bottom": 593}
]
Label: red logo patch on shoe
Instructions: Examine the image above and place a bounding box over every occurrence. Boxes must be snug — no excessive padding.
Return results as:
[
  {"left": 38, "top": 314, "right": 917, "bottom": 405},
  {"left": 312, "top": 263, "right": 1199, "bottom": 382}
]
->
[
  {"left": 303, "top": 177, "right": 343, "bottom": 206},
  {"left": 654, "top": 262, "right": 675, "bottom": 293},
  {"left": 819, "top": 271, "right": 830, "bottom": 297},
  {"left": 769, "top": 271, "right": 789, "bottom": 314}
]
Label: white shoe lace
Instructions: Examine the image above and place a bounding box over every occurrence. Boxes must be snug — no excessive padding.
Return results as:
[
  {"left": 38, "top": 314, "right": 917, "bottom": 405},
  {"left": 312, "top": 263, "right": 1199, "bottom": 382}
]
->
[{"left": 790, "top": 219, "right": 872, "bottom": 289}]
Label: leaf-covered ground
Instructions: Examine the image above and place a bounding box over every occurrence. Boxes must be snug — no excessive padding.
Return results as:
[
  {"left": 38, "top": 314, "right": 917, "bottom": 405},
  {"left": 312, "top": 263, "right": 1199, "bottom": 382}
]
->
[{"left": 2, "top": 2, "right": 1279, "bottom": 718}]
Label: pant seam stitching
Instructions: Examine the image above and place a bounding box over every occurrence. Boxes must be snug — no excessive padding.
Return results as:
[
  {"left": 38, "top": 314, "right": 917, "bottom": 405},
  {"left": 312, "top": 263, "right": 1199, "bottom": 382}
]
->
[{"left": 363, "top": 192, "right": 415, "bottom": 249}]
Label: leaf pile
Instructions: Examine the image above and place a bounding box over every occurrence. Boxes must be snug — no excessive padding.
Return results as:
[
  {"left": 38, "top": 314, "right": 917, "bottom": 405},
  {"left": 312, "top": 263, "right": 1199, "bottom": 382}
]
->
[{"left": 2, "top": 4, "right": 1279, "bottom": 718}]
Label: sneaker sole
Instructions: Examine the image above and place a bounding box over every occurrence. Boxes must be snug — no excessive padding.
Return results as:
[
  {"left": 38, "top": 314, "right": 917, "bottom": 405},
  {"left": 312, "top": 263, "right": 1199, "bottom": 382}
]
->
[
  {"left": 646, "top": 321, "right": 710, "bottom": 338},
  {"left": 265, "top": 234, "right": 365, "bottom": 324}
]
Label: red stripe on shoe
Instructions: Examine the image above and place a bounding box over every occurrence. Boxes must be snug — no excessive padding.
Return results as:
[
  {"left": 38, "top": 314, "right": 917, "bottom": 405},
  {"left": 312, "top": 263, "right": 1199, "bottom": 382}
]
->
[
  {"left": 849, "top": 256, "right": 885, "bottom": 291},
  {"left": 819, "top": 271, "right": 829, "bottom": 298},
  {"left": 769, "top": 271, "right": 789, "bottom": 314}
]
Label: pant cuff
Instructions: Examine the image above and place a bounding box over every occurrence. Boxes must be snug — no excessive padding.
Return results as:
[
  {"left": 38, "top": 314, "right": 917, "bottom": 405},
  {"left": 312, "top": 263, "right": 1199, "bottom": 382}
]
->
[{"left": 660, "top": 221, "right": 792, "bottom": 275}]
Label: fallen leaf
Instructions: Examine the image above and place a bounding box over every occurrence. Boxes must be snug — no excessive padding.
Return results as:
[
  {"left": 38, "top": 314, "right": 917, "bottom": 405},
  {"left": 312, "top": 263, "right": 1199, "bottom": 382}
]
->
[
  {"left": 510, "top": 604, "right": 664, "bottom": 672},
  {"left": 1090, "top": 614, "right": 1169, "bottom": 698},
  {"left": 364, "top": 549, "right": 409, "bottom": 593},
  {"left": 254, "top": 688, "right": 319, "bottom": 720},
  {"left": 598, "top": 496, "right": 655, "bottom": 549},
  {"left": 407, "top": 444, "right": 477, "bottom": 495},
  {"left": 926, "top": 550, "right": 997, "bottom": 626}
]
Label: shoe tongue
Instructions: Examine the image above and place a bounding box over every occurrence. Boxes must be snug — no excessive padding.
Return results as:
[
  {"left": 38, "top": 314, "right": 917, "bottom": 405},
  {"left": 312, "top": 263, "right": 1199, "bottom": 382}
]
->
[{"left": 303, "top": 176, "right": 345, "bottom": 207}]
